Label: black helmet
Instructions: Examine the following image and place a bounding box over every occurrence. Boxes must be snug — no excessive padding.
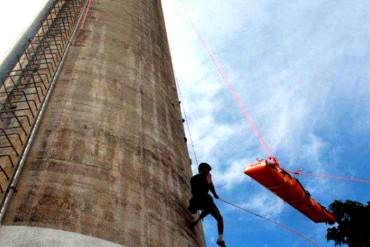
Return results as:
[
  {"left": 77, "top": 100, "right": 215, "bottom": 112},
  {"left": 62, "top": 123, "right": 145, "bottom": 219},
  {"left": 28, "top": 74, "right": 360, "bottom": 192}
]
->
[{"left": 198, "top": 162, "right": 212, "bottom": 173}]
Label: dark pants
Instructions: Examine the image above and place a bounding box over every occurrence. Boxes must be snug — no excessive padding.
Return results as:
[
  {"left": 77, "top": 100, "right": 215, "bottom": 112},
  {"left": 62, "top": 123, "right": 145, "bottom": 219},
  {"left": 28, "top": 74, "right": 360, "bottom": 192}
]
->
[{"left": 188, "top": 194, "right": 224, "bottom": 234}]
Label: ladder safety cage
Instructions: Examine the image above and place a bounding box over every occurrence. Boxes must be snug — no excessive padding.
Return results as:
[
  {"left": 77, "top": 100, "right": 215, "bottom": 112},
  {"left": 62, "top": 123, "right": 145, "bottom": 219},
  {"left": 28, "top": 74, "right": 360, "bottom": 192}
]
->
[{"left": 0, "top": 0, "right": 87, "bottom": 203}]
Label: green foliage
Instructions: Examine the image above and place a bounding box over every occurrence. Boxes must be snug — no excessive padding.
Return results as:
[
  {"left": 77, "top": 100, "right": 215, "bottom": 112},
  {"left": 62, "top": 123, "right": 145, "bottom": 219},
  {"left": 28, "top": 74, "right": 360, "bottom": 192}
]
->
[{"left": 326, "top": 200, "right": 370, "bottom": 247}]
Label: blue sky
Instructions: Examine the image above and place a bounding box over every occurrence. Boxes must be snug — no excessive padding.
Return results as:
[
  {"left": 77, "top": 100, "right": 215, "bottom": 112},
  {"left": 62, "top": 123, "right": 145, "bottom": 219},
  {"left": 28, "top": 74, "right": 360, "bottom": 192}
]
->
[
  {"left": 162, "top": 0, "right": 370, "bottom": 246},
  {"left": 0, "top": 1, "right": 369, "bottom": 246}
]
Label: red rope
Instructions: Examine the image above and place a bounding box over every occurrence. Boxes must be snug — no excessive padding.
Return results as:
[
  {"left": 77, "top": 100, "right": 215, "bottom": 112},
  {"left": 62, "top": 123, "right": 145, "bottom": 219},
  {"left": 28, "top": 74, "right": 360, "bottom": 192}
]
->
[
  {"left": 80, "top": 0, "right": 93, "bottom": 30},
  {"left": 178, "top": 0, "right": 273, "bottom": 157},
  {"left": 219, "top": 198, "right": 321, "bottom": 247},
  {"left": 289, "top": 170, "right": 370, "bottom": 185},
  {"left": 174, "top": 3, "right": 370, "bottom": 245},
  {"left": 177, "top": 1, "right": 370, "bottom": 187}
]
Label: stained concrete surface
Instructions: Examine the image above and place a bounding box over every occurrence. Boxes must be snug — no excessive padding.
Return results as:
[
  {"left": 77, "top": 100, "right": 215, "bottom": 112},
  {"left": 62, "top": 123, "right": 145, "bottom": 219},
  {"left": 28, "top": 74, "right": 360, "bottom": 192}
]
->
[{"left": 0, "top": 0, "right": 206, "bottom": 246}]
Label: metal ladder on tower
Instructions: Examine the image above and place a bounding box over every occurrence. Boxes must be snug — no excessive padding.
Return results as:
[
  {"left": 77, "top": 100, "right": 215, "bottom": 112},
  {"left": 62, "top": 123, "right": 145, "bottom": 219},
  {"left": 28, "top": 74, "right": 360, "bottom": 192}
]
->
[{"left": 0, "top": 0, "right": 89, "bottom": 210}]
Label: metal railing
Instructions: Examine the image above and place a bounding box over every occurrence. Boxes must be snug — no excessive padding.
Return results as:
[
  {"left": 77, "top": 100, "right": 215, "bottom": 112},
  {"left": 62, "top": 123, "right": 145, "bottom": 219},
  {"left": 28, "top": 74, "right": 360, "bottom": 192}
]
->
[{"left": 0, "top": 0, "right": 87, "bottom": 210}]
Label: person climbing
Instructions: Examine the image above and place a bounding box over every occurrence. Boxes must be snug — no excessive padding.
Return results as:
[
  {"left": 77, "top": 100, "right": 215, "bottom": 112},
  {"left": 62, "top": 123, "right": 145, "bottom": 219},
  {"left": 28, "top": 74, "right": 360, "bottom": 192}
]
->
[{"left": 188, "top": 163, "right": 226, "bottom": 247}]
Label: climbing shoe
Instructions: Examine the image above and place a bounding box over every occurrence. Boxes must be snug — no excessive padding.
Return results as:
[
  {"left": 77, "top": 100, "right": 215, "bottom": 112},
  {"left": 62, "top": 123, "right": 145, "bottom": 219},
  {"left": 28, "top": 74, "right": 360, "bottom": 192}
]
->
[
  {"left": 189, "top": 220, "right": 198, "bottom": 228},
  {"left": 217, "top": 240, "right": 227, "bottom": 247}
]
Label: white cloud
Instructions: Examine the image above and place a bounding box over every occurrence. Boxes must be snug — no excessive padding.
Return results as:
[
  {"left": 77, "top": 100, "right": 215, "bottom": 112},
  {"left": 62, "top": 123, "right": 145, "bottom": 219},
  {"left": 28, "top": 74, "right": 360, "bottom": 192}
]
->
[
  {"left": 0, "top": 1, "right": 49, "bottom": 64},
  {"left": 213, "top": 158, "right": 252, "bottom": 190},
  {"left": 239, "top": 191, "right": 285, "bottom": 218},
  {"left": 164, "top": 0, "right": 319, "bottom": 189},
  {"left": 162, "top": 0, "right": 370, "bottom": 210}
]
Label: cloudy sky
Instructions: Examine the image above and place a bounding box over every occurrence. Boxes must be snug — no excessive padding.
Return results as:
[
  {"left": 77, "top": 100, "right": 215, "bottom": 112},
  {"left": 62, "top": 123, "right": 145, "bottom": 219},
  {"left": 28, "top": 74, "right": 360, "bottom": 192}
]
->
[
  {"left": 162, "top": 0, "right": 370, "bottom": 246},
  {"left": 0, "top": 0, "right": 369, "bottom": 246},
  {"left": 0, "top": 0, "right": 49, "bottom": 64}
]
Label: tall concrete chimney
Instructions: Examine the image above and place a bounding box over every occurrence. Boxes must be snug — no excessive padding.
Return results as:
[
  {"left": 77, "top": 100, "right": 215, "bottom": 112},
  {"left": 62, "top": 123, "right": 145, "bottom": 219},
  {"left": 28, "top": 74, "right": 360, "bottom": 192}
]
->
[{"left": 0, "top": 0, "right": 206, "bottom": 246}]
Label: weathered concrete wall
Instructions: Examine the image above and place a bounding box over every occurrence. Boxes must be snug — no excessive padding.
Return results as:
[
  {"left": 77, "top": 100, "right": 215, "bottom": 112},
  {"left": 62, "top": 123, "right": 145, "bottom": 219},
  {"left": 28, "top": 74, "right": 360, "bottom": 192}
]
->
[{"left": 1, "top": 0, "right": 205, "bottom": 246}]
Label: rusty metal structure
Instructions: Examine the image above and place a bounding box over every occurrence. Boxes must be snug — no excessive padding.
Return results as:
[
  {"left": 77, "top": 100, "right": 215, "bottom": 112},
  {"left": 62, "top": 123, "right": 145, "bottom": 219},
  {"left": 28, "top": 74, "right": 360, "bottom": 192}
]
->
[{"left": 0, "top": 0, "right": 206, "bottom": 246}]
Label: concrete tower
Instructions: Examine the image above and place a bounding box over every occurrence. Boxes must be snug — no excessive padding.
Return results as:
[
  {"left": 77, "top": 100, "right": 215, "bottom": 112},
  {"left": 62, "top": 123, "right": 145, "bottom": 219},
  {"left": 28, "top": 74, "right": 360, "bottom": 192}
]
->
[{"left": 0, "top": 0, "right": 206, "bottom": 246}]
